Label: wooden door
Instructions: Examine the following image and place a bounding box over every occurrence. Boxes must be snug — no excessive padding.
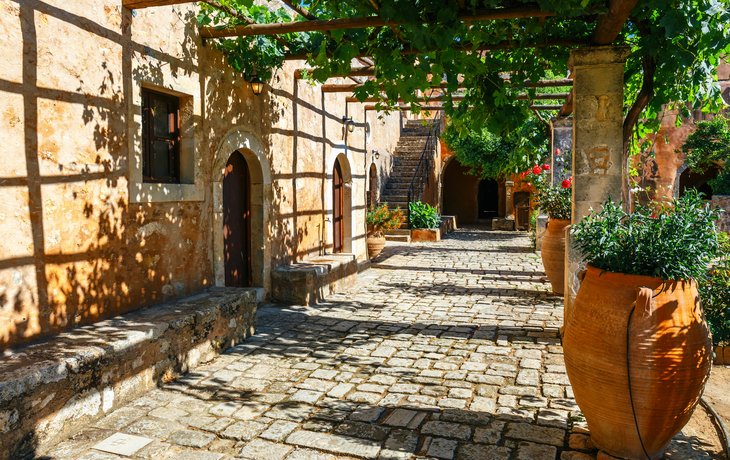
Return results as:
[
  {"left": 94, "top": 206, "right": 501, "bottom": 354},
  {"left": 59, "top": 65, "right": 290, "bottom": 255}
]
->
[
  {"left": 333, "top": 159, "right": 344, "bottom": 253},
  {"left": 368, "top": 164, "right": 377, "bottom": 208},
  {"left": 223, "top": 151, "right": 251, "bottom": 287}
]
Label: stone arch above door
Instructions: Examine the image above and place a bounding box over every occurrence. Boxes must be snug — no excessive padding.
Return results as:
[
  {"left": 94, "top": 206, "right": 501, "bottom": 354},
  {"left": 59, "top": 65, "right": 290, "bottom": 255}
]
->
[
  {"left": 213, "top": 128, "right": 271, "bottom": 296},
  {"left": 325, "top": 148, "right": 354, "bottom": 254}
]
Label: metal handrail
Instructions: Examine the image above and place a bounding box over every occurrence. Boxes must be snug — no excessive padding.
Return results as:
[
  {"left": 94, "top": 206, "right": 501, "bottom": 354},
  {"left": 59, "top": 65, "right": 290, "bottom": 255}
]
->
[{"left": 407, "top": 112, "right": 442, "bottom": 207}]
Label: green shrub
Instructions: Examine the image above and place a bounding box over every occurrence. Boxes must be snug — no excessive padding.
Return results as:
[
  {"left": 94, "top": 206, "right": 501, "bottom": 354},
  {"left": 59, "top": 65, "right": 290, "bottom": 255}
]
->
[
  {"left": 708, "top": 169, "right": 730, "bottom": 196},
  {"left": 700, "top": 233, "right": 730, "bottom": 346},
  {"left": 573, "top": 190, "right": 721, "bottom": 280},
  {"left": 409, "top": 201, "right": 441, "bottom": 229}
]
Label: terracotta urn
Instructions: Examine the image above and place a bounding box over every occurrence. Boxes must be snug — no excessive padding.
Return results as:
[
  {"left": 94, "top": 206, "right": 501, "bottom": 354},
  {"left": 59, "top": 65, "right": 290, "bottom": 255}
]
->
[
  {"left": 540, "top": 218, "right": 570, "bottom": 294},
  {"left": 564, "top": 265, "right": 713, "bottom": 460},
  {"left": 366, "top": 231, "right": 386, "bottom": 259}
]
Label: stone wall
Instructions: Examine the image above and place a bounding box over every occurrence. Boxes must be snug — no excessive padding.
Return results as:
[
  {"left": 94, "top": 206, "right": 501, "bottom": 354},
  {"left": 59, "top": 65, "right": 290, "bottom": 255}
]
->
[
  {"left": 713, "top": 195, "right": 730, "bottom": 234},
  {"left": 0, "top": 0, "right": 403, "bottom": 348}
]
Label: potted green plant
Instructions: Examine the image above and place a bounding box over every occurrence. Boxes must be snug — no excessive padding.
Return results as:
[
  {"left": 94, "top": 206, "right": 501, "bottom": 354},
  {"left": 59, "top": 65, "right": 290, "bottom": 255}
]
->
[
  {"left": 700, "top": 232, "right": 730, "bottom": 364},
  {"left": 526, "top": 163, "right": 572, "bottom": 294},
  {"left": 564, "top": 191, "right": 721, "bottom": 460},
  {"left": 409, "top": 201, "right": 441, "bottom": 242},
  {"left": 366, "top": 203, "right": 404, "bottom": 258}
]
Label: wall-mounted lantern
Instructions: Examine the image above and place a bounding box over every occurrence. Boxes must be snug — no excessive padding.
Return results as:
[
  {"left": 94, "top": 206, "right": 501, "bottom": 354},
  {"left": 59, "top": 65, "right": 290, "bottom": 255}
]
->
[
  {"left": 372, "top": 149, "right": 380, "bottom": 160},
  {"left": 249, "top": 74, "right": 264, "bottom": 96},
  {"left": 342, "top": 116, "right": 355, "bottom": 133}
]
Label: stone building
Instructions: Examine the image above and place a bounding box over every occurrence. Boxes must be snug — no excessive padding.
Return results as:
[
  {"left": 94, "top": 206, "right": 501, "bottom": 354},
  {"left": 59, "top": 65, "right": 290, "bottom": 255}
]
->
[{"left": 0, "top": 0, "right": 427, "bottom": 349}]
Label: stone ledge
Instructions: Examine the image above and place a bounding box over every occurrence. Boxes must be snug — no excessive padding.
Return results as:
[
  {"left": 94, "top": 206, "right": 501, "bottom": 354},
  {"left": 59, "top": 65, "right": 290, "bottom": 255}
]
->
[
  {"left": 441, "top": 215, "right": 457, "bottom": 235},
  {"left": 271, "top": 254, "right": 357, "bottom": 305},
  {"left": 0, "top": 287, "right": 260, "bottom": 460},
  {"left": 493, "top": 217, "right": 516, "bottom": 231}
]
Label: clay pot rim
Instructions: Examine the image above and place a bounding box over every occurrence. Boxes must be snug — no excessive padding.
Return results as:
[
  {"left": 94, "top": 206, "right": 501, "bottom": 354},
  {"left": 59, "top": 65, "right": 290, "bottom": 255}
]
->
[{"left": 585, "top": 264, "right": 690, "bottom": 287}]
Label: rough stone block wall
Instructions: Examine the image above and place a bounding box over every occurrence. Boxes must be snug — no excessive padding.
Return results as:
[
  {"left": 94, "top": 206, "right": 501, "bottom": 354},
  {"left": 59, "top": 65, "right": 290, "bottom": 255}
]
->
[
  {"left": 0, "top": 0, "right": 404, "bottom": 348},
  {"left": 713, "top": 195, "right": 730, "bottom": 233},
  {"left": 0, "top": 287, "right": 258, "bottom": 460}
]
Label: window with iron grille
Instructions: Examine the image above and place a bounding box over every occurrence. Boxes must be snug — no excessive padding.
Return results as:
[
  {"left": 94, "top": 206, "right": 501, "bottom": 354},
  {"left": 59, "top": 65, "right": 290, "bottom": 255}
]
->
[{"left": 142, "top": 89, "right": 180, "bottom": 183}]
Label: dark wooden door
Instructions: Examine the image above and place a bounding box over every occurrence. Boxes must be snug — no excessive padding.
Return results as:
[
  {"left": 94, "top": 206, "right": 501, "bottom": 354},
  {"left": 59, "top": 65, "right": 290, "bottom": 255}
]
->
[
  {"left": 333, "top": 160, "right": 344, "bottom": 253},
  {"left": 368, "top": 164, "right": 377, "bottom": 208},
  {"left": 223, "top": 151, "right": 251, "bottom": 287}
]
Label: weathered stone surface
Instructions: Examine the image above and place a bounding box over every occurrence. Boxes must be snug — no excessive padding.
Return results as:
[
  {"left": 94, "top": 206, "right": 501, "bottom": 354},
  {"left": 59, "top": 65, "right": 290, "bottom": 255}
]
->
[
  {"left": 505, "top": 423, "right": 566, "bottom": 447},
  {"left": 427, "top": 438, "right": 460, "bottom": 459},
  {"left": 260, "top": 420, "right": 299, "bottom": 442},
  {"left": 91, "top": 433, "right": 154, "bottom": 457},
  {"left": 515, "top": 441, "right": 558, "bottom": 460},
  {"left": 168, "top": 429, "right": 216, "bottom": 448},
  {"left": 238, "top": 438, "right": 294, "bottom": 460},
  {"left": 220, "top": 421, "right": 267, "bottom": 441},
  {"left": 456, "top": 444, "right": 512, "bottom": 460},
  {"left": 286, "top": 430, "right": 381, "bottom": 458},
  {"left": 421, "top": 421, "right": 472, "bottom": 440}
]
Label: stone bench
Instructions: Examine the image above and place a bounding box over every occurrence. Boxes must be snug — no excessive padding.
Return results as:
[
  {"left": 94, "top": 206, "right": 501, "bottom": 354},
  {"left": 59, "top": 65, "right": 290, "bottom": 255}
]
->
[
  {"left": 0, "top": 287, "right": 260, "bottom": 460},
  {"left": 271, "top": 254, "right": 357, "bottom": 305}
]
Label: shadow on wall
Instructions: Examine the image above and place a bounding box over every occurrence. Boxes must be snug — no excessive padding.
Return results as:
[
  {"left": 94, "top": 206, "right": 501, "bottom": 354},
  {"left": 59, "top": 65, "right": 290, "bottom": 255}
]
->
[{"left": 0, "top": 3, "right": 290, "bottom": 349}]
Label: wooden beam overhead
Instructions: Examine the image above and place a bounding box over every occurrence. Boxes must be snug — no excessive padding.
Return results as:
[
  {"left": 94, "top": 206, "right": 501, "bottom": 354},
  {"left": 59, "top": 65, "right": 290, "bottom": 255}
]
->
[
  {"left": 321, "top": 82, "right": 462, "bottom": 93},
  {"left": 592, "top": 0, "right": 640, "bottom": 45},
  {"left": 558, "top": 88, "right": 574, "bottom": 116},
  {"left": 123, "top": 0, "right": 194, "bottom": 8},
  {"left": 516, "top": 92, "right": 569, "bottom": 100},
  {"left": 283, "top": 37, "right": 589, "bottom": 61},
  {"left": 529, "top": 104, "right": 562, "bottom": 110},
  {"left": 518, "top": 78, "right": 573, "bottom": 88},
  {"left": 201, "top": 5, "right": 557, "bottom": 38},
  {"left": 347, "top": 94, "right": 467, "bottom": 103}
]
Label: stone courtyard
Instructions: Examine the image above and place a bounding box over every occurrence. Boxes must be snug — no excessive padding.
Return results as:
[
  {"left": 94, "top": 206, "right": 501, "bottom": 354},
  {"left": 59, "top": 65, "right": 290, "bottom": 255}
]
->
[{"left": 39, "top": 228, "right": 722, "bottom": 460}]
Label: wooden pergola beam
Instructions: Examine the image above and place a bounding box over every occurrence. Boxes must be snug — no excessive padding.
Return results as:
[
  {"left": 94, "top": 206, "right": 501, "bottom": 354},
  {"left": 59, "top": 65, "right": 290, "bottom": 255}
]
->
[
  {"left": 201, "top": 5, "right": 558, "bottom": 38},
  {"left": 283, "top": 37, "right": 589, "bottom": 61},
  {"left": 529, "top": 104, "right": 562, "bottom": 110},
  {"left": 321, "top": 82, "right": 463, "bottom": 93},
  {"left": 348, "top": 94, "right": 467, "bottom": 103},
  {"left": 593, "top": 0, "right": 640, "bottom": 45},
  {"left": 516, "top": 92, "right": 569, "bottom": 100},
  {"left": 122, "top": 0, "right": 194, "bottom": 8},
  {"left": 558, "top": 89, "right": 574, "bottom": 116}
]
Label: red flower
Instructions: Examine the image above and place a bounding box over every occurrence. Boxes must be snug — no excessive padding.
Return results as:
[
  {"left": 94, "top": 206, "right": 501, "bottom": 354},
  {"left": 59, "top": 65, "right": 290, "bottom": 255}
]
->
[
  {"left": 561, "top": 179, "right": 572, "bottom": 189},
  {"left": 651, "top": 214, "right": 657, "bottom": 218},
  {"left": 521, "top": 171, "right": 527, "bottom": 178},
  {"left": 526, "top": 182, "right": 532, "bottom": 187},
  {"left": 532, "top": 165, "right": 542, "bottom": 175},
  {"left": 555, "top": 148, "right": 561, "bottom": 156},
  {"left": 542, "top": 164, "right": 551, "bottom": 171}
]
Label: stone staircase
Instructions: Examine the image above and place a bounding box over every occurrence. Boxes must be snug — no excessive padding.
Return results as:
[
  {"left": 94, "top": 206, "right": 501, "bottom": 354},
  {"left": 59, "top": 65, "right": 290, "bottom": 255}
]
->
[{"left": 381, "top": 119, "right": 438, "bottom": 242}]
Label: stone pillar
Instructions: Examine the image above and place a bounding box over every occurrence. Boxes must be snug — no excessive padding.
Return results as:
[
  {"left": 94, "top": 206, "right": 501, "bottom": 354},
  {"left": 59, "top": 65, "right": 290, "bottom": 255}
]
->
[
  {"left": 564, "top": 45, "right": 630, "bottom": 323},
  {"left": 505, "top": 180, "right": 514, "bottom": 217},
  {"left": 550, "top": 117, "right": 573, "bottom": 183}
]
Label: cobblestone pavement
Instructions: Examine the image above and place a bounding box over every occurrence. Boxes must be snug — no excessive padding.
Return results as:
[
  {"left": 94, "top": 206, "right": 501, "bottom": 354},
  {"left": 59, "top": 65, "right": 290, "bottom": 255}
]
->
[{"left": 43, "top": 228, "right": 717, "bottom": 460}]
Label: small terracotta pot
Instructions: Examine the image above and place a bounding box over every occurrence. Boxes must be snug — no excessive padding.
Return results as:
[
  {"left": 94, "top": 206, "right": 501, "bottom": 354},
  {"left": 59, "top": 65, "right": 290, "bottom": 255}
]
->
[
  {"left": 564, "top": 265, "right": 713, "bottom": 460},
  {"left": 540, "top": 218, "right": 570, "bottom": 295},
  {"left": 366, "top": 233, "right": 386, "bottom": 259}
]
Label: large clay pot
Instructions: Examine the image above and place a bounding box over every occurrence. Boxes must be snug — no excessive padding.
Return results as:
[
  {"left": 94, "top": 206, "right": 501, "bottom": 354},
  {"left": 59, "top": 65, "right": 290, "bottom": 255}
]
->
[
  {"left": 564, "top": 265, "right": 713, "bottom": 460},
  {"left": 541, "top": 218, "right": 570, "bottom": 294},
  {"left": 366, "top": 233, "right": 386, "bottom": 259}
]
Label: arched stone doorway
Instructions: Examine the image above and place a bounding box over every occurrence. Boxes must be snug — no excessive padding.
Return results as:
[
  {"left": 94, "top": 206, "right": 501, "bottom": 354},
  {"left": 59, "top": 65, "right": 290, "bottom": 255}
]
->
[
  {"left": 441, "top": 158, "right": 480, "bottom": 223},
  {"left": 678, "top": 165, "right": 718, "bottom": 199},
  {"left": 223, "top": 151, "right": 251, "bottom": 287},
  {"left": 326, "top": 151, "right": 353, "bottom": 254},
  {"left": 213, "top": 129, "right": 271, "bottom": 295},
  {"left": 478, "top": 179, "right": 500, "bottom": 220},
  {"left": 367, "top": 163, "right": 378, "bottom": 208}
]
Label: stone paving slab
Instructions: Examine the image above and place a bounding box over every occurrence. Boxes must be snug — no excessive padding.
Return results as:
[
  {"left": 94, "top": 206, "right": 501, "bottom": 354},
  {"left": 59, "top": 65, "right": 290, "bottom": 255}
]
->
[{"left": 36, "top": 228, "right": 721, "bottom": 460}]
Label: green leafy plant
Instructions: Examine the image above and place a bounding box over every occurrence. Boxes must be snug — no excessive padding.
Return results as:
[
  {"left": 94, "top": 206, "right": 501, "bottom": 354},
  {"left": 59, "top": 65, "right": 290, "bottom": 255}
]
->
[
  {"left": 700, "top": 232, "right": 730, "bottom": 345},
  {"left": 442, "top": 119, "right": 548, "bottom": 180},
  {"left": 681, "top": 115, "right": 730, "bottom": 173},
  {"left": 409, "top": 201, "right": 441, "bottom": 229},
  {"left": 679, "top": 115, "right": 730, "bottom": 196},
  {"left": 573, "top": 190, "right": 721, "bottom": 281},
  {"left": 366, "top": 203, "right": 405, "bottom": 236}
]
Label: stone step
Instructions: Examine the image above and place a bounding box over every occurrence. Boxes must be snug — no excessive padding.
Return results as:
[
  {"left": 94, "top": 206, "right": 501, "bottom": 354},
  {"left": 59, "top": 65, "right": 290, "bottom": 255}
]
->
[{"left": 385, "top": 234, "right": 410, "bottom": 242}]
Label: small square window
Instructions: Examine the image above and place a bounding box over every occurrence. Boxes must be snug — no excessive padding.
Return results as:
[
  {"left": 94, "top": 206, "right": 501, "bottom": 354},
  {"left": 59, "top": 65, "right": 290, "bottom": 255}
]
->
[{"left": 142, "top": 89, "right": 180, "bottom": 183}]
